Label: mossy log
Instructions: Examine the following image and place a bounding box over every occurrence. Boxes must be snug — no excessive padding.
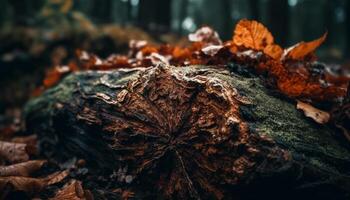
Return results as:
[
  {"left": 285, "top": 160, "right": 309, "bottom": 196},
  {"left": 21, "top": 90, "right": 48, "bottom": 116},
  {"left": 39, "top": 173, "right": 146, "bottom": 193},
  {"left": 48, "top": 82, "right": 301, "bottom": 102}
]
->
[{"left": 24, "top": 65, "right": 350, "bottom": 199}]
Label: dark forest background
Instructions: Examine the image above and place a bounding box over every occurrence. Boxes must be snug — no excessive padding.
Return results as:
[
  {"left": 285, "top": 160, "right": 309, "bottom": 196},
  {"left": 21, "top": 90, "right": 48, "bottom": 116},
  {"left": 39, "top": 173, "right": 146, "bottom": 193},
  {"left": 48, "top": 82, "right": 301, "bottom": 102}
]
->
[
  {"left": 0, "top": 0, "right": 349, "bottom": 112},
  {"left": 1, "top": 0, "right": 349, "bottom": 60}
]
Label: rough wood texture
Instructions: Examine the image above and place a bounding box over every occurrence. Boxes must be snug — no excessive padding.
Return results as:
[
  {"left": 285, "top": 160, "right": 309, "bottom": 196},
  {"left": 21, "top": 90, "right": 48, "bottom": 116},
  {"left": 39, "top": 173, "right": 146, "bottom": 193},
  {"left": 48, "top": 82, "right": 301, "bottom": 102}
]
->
[{"left": 24, "top": 65, "right": 350, "bottom": 199}]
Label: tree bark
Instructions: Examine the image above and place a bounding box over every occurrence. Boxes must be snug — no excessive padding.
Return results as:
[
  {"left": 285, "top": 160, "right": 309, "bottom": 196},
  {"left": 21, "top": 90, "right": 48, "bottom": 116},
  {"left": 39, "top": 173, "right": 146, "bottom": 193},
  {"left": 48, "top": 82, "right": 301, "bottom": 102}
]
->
[{"left": 24, "top": 65, "right": 350, "bottom": 199}]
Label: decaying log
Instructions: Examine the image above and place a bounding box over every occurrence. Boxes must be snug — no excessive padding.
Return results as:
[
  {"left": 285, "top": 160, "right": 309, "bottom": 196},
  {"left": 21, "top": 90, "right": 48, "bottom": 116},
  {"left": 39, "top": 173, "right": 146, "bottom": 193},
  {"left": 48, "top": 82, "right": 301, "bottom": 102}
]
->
[{"left": 24, "top": 65, "right": 350, "bottom": 199}]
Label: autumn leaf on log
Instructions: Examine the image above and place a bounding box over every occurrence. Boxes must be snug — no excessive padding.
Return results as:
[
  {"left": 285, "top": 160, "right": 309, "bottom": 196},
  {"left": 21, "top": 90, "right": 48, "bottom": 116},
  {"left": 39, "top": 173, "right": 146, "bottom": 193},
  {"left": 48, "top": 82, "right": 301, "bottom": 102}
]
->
[
  {"left": 0, "top": 141, "right": 30, "bottom": 163},
  {"left": 0, "top": 160, "right": 46, "bottom": 177},
  {"left": 296, "top": 100, "right": 330, "bottom": 124},
  {"left": 233, "top": 19, "right": 282, "bottom": 59},
  {"left": 263, "top": 44, "right": 283, "bottom": 60},
  {"left": 51, "top": 180, "right": 93, "bottom": 200},
  {"left": 283, "top": 32, "right": 327, "bottom": 60},
  {"left": 0, "top": 170, "right": 69, "bottom": 196}
]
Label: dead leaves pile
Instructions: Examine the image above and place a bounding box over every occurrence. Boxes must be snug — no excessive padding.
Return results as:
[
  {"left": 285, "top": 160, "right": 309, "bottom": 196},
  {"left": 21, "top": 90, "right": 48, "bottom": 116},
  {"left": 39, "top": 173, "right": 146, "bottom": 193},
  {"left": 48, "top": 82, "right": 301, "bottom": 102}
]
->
[
  {"left": 36, "top": 20, "right": 349, "bottom": 139},
  {"left": 0, "top": 139, "right": 66, "bottom": 199},
  {"left": 0, "top": 117, "right": 92, "bottom": 199}
]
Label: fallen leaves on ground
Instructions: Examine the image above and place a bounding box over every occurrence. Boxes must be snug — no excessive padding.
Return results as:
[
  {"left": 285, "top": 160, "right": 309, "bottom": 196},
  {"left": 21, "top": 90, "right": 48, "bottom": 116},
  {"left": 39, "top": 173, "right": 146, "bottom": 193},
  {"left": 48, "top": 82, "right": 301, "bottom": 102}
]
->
[
  {"left": 0, "top": 160, "right": 47, "bottom": 177},
  {"left": 51, "top": 179, "right": 93, "bottom": 200},
  {"left": 0, "top": 170, "right": 69, "bottom": 196},
  {"left": 0, "top": 141, "right": 31, "bottom": 163},
  {"left": 0, "top": 112, "right": 72, "bottom": 199}
]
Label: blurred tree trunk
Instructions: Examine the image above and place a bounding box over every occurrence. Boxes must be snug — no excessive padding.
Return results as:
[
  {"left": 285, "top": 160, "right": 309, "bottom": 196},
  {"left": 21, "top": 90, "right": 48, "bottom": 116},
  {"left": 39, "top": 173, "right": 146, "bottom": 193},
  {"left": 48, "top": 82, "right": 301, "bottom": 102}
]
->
[
  {"left": 267, "top": 0, "right": 289, "bottom": 46},
  {"left": 8, "top": 0, "right": 44, "bottom": 25},
  {"left": 138, "top": 0, "right": 171, "bottom": 32},
  {"left": 249, "top": 0, "right": 260, "bottom": 20},
  {"left": 346, "top": 0, "right": 350, "bottom": 58},
  {"left": 92, "top": 0, "right": 112, "bottom": 23},
  {"left": 178, "top": 0, "right": 189, "bottom": 33},
  {"left": 156, "top": 0, "right": 172, "bottom": 29},
  {"left": 324, "top": 0, "right": 335, "bottom": 49},
  {"left": 221, "top": 0, "right": 232, "bottom": 39}
]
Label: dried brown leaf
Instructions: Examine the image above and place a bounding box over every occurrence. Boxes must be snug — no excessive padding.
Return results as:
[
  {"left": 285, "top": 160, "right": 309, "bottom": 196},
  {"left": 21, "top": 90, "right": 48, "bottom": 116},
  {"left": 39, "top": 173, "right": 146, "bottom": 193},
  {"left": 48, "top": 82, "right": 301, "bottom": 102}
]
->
[
  {"left": 51, "top": 180, "right": 93, "bottom": 200},
  {"left": 0, "top": 170, "right": 68, "bottom": 196},
  {"left": 11, "top": 135, "right": 38, "bottom": 147},
  {"left": 0, "top": 176, "right": 46, "bottom": 195},
  {"left": 296, "top": 100, "right": 330, "bottom": 124},
  {"left": 45, "top": 170, "right": 70, "bottom": 185},
  {"left": 0, "top": 141, "right": 30, "bottom": 163},
  {"left": 0, "top": 160, "right": 46, "bottom": 177}
]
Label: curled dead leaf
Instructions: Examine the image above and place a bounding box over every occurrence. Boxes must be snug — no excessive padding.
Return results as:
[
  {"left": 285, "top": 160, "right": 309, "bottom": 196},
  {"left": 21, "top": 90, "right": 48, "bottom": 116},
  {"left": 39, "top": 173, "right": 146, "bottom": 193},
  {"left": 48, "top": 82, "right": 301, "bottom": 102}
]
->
[
  {"left": 0, "top": 160, "right": 47, "bottom": 177},
  {"left": 11, "top": 135, "right": 38, "bottom": 147},
  {"left": 51, "top": 180, "right": 93, "bottom": 200},
  {"left": 0, "top": 141, "right": 30, "bottom": 163},
  {"left": 283, "top": 32, "right": 327, "bottom": 60},
  {"left": 296, "top": 100, "right": 330, "bottom": 124},
  {"left": 46, "top": 170, "right": 70, "bottom": 185},
  {"left": 0, "top": 176, "right": 46, "bottom": 196},
  {"left": 0, "top": 170, "right": 69, "bottom": 196}
]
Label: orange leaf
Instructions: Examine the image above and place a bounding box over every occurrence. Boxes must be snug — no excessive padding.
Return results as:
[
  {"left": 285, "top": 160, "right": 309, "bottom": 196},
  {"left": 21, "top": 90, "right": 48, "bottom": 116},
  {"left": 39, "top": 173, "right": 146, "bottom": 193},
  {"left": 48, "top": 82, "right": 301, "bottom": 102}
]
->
[
  {"left": 233, "top": 19, "right": 274, "bottom": 51},
  {"left": 284, "top": 32, "right": 327, "bottom": 60},
  {"left": 264, "top": 44, "right": 283, "bottom": 60},
  {"left": 0, "top": 160, "right": 47, "bottom": 177},
  {"left": 51, "top": 180, "right": 93, "bottom": 200},
  {"left": 233, "top": 19, "right": 282, "bottom": 59}
]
